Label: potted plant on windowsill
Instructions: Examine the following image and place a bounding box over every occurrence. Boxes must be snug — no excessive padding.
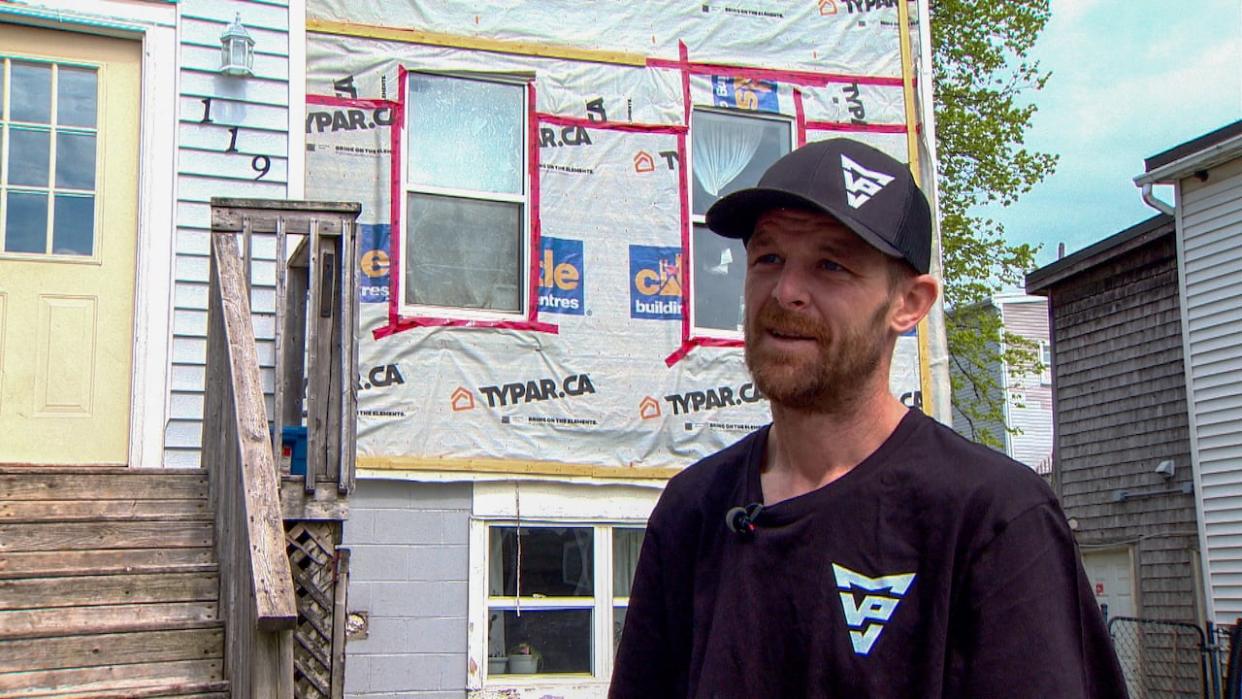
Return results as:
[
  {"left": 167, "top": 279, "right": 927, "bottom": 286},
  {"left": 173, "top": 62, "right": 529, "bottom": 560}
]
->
[{"left": 507, "top": 642, "right": 541, "bottom": 674}]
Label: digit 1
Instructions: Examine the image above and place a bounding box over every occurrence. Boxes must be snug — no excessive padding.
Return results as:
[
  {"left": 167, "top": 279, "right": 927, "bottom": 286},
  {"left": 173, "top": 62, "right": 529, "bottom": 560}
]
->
[
  {"left": 200, "top": 97, "right": 213, "bottom": 123},
  {"left": 226, "top": 127, "right": 239, "bottom": 153}
]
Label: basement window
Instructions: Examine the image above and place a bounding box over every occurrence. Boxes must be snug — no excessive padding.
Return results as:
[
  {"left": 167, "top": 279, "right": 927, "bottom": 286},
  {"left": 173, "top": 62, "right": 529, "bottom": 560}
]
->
[{"left": 482, "top": 523, "right": 645, "bottom": 681}]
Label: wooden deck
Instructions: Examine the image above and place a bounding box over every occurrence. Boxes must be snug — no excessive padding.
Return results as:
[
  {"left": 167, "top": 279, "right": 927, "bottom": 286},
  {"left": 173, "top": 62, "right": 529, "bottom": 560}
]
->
[{"left": 0, "top": 466, "right": 229, "bottom": 698}]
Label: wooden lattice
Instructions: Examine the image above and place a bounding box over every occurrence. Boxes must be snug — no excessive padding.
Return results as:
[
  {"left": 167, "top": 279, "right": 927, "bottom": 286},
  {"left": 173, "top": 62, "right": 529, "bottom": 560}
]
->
[{"left": 286, "top": 521, "right": 348, "bottom": 699}]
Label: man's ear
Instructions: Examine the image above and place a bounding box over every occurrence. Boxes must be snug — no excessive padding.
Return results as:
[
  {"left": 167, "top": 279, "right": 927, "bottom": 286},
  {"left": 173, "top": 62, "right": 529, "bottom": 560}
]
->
[{"left": 890, "top": 274, "right": 939, "bottom": 334}]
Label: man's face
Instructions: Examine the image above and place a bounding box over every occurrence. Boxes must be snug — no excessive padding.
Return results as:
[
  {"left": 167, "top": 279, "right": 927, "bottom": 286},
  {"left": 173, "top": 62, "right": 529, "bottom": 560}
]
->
[{"left": 742, "top": 208, "right": 898, "bottom": 414}]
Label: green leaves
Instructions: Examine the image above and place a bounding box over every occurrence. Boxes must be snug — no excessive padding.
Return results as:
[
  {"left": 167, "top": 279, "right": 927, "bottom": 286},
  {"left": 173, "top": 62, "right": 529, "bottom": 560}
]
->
[{"left": 932, "top": 0, "right": 1054, "bottom": 443}]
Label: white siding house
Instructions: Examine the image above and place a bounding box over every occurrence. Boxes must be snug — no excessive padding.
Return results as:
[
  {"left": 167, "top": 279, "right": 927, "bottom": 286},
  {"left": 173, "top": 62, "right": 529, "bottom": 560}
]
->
[
  {"left": 1136, "top": 120, "right": 1242, "bottom": 625},
  {"left": 166, "top": 0, "right": 303, "bottom": 466},
  {"left": 949, "top": 293, "right": 1053, "bottom": 474}
]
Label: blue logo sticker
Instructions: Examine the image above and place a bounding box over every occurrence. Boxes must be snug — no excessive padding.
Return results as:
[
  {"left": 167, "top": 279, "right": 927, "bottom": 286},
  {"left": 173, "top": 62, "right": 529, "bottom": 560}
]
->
[
  {"left": 357, "top": 224, "right": 391, "bottom": 304},
  {"left": 538, "top": 237, "right": 585, "bottom": 316},
  {"left": 629, "top": 245, "right": 684, "bottom": 320},
  {"left": 711, "top": 76, "right": 780, "bottom": 113}
]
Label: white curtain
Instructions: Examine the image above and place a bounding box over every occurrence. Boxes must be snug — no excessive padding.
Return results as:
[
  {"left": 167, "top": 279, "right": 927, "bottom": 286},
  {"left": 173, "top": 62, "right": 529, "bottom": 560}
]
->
[{"left": 693, "top": 117, "right": 763, "bottom": 197}]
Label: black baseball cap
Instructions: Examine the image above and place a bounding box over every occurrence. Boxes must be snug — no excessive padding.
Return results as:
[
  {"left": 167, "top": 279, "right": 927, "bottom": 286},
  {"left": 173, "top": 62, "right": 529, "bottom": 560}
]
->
[{"left": 705, "top": 138, "right": 932, "bottom": 274}]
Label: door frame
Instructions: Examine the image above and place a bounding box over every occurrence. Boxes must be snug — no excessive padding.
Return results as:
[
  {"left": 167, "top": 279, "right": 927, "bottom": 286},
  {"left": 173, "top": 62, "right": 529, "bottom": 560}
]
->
[{"left": 0, "top": 1, "right": 177, "bottom": 468}]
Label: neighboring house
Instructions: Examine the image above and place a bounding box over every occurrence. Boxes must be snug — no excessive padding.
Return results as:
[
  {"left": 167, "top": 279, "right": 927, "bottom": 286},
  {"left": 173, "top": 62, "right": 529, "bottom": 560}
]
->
[
  {"left": 0, "top": 0, "right": 303, "bottom": 470},
  {"left": 948, "top": 293, "right": 1053, "bottom": 474},
  {"left": 1134, "top": 119, "right": 1242, "bottom": 628},
  {"left": 1027, "top": 214, "right": 1199, "bottom": 628}
]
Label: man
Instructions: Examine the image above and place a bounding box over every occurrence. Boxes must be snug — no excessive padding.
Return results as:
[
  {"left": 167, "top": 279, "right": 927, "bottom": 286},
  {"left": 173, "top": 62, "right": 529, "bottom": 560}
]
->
[{"left": 610, "top": 139, "right": 1127, "bottom": 698}]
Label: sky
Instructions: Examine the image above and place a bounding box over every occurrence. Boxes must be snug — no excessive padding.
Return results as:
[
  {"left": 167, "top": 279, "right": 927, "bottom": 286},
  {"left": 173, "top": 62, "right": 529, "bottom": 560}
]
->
[{"left": 972, "top": 0, "right": 1242, "bottom": 272}]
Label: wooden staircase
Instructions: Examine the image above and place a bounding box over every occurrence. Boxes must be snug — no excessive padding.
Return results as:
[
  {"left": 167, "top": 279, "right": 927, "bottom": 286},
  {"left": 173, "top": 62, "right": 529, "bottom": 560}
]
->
[{"left": 0, "top": 466, "right": 230, "bottom": 698}]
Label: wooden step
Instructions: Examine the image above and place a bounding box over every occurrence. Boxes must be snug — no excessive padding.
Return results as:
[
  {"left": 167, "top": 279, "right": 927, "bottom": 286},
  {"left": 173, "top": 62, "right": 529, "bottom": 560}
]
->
[
  {"left": 0, "top": 471, "right": 208, "bottom": 502},
  {"left": 0, "top": 547, "right": 215, "bottom": 579},
  {"left": 17, "top": 680, "right": 230, "bottom": 698},
  {"left": 0, "top": 625, "right": 223, "bottom": 673},
  {"left": 0, "top": 521, "right": 213, "bottom": 553},
  {"left": 0, "top": 571, "right": 219, "bottom": 611},
  {"left": 0, "top": 658, "right": 223, "bottom": 697},
  {"left": 0, "top": 498, "right": 210, "bottom": 522},
  {"left": 0, "top": 601, "right": 219, "bottom": 639}
]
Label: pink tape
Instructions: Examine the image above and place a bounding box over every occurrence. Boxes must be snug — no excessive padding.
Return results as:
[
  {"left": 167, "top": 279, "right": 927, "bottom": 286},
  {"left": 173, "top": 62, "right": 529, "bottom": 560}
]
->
[
  {"left": 793, "top": 88, "right": 807, "bottom": 147},
  {"left": 306, "top": 94, "right": 398, "bottom": 109},
  {"left": 386, "top": 67, "right": 408, "bottom": 331},
  {"left": 527, "top": 82, "right": 542, "bottom": 323},
  {"left": 373, "top": 316, "right": 560, "bottom": 339},
  {"left": 664, "top": 336, "right": 745, "bottom": 367},
  {"left": 806, "top": 120, "right": 908, "bottom": 134},
  {"left": 537, "top": 113, "right": 688, "bottom": 135}
]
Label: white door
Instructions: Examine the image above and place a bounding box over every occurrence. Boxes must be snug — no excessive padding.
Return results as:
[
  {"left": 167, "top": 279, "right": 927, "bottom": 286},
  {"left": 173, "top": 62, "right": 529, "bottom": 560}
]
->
[{"left": 1083, "top": 547, "right": 1136, "bottom": 623}]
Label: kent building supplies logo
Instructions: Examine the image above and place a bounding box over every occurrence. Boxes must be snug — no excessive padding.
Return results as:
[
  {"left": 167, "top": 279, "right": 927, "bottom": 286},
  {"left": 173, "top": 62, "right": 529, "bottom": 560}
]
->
[
  {"left": 358, "top": 224, "right": 391, "bottom": 303},
  {"left": 538, "top": 237, "right": 585, "bottom": 316},
  {"left": 629, "top": 245, "right": 683, "bottom": 320}
]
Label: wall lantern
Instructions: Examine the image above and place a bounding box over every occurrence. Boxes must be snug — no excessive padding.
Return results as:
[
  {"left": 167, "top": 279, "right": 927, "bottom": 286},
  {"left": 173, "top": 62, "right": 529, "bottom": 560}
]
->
[{"left": 220, "top": 13, "right": 255, "bottom": 77}]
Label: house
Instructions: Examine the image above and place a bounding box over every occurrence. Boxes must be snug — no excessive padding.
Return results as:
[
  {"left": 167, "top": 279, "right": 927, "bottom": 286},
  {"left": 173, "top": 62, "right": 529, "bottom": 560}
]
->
[
  {"left": 1026, "top": 214, "right": 1198, "bottom": 628},
  {"left": 0, "top": 2, "right": 343, "bottom": 696},
  {"left": 1133, "top": 119, "right": 1242, "bottom": 628},
  {"left": 296, "top": 2, "right": 946, "bottom": 697},
  {"left": 0, "top": 0, "right": 948, "bottom": 696},
  {"left": 948, "top": 292, "right": 1053, "bottom": 475}
]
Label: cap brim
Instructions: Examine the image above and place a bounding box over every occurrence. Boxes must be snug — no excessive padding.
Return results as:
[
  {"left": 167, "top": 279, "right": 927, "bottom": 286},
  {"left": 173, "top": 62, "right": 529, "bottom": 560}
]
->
[{"left": 705, "top": 187, "right": 905, "bottom": 260}]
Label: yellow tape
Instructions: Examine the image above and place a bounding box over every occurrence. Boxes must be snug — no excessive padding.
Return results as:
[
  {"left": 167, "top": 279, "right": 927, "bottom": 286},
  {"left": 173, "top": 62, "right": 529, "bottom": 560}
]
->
[
  {"left": 307, "top": 17, "right": 649, "bottom": 67},
  {"left": 357, "top": 455, "right": 680, "bottom": 481},
  {"left": 896, "top": 0, "right": 936, "bottom": 416}
]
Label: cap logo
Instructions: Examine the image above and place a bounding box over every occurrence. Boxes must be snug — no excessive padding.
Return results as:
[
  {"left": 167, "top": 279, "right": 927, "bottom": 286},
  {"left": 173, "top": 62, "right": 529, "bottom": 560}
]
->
[{"left": 841, "top": 154, "right": 895, "bottom": 209}]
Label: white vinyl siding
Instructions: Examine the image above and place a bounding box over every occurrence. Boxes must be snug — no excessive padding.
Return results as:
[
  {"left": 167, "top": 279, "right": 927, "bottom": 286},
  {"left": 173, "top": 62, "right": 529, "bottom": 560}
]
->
[
  {"left": 1000, "top": 298, "right": 1054, "bottom": 471},
  {"left": 1177, "top": 154, "right": 1242, "bottom": 625},
  {"left": 165, "top": 0, "right": 292, "bottom": 466}
]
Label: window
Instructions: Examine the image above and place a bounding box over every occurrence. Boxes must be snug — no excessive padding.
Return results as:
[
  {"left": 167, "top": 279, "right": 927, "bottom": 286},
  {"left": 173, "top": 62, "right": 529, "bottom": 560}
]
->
[
  {"left": 1039, "top": 340, "right": 1052, "bottom": 385},
  {"left": 689, "top": 108, "right": 792, "bottom": 334},
  {"left": 1, "top": 59, "right": 99, "bottom": 257},
  {"left": 401, "top": 74, "right": 526, "bottom": 314},
  {"left": 484, "top": 523, "right": 645, "bottom": 681}
]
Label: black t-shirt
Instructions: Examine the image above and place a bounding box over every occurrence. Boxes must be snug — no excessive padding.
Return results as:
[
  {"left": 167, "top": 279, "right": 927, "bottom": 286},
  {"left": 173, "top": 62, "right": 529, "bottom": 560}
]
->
[{"left": 611, "top": 410, "right": 1128, "bottom": 698}]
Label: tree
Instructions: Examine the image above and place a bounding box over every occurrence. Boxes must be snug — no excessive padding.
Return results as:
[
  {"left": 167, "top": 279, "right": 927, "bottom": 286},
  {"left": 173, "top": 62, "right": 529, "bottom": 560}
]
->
[{"left": 930, "top": 0, "right": 1057, "bottom": 447}]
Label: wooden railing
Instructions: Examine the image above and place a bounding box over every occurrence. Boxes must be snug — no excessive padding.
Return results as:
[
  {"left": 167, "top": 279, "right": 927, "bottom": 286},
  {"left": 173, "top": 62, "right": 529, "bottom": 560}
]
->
[
  {"left": 204, "top": 198, "right": 360, "bottom": 696},
  {"left": 203, "top": 229, "right": 297, "bottom": 698},
  {"left": 209, "top": 199, "right": 361, "bottom": 508}
]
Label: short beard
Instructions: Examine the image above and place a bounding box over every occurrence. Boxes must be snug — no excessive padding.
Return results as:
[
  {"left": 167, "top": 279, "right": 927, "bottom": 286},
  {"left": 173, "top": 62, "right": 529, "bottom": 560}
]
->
[{"left": 744, "top": 297, "right": 891, "bottom": 415}]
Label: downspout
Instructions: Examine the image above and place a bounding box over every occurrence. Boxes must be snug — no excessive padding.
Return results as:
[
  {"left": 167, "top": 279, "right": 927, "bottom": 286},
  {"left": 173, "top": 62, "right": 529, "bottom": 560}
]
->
[{"left": 1139, "top": 181, "right": 1175, "bottom": 215}]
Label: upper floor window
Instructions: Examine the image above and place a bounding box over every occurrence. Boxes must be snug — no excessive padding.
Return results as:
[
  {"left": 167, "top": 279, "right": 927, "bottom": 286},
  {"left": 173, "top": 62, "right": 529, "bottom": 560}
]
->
[
  {"left": 1039, "top": 340, "right": 1052, "bottom": 385},
  {"left": 689, "top": 108, "right": 792, "bottom": 335},
  {"left": 1, "top": 59, "right": 99, "bottom": 257},
  {"left": 401, "top": 74, "right": 527, "bottom": 315}
]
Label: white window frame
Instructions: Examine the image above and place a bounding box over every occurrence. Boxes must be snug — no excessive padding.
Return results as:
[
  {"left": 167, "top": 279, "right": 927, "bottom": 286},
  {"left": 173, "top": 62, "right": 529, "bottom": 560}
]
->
[
  {"left": 397, "top": 72, "right": 530, "bottom": 320},
  {"left": 1039, "top": 339, "right": 1052, "bottom": 386},
  {"left": 0, "top": 55, "right": 104, "bottom": 263},
  {"left": 687, "top": 106, "right": 795, "bottom": 339},
  {"left": 467, "top": 482, "right": 660, "bottom": 695}
]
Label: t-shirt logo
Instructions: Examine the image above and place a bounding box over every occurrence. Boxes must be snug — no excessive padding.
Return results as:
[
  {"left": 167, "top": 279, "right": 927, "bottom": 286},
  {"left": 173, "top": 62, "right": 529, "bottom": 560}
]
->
[
  {"left": 841, "top": 154, "right": 896, "bottom": 209},
  {"left": 832, "top": 563, "right": 916, "bottom": 655}
]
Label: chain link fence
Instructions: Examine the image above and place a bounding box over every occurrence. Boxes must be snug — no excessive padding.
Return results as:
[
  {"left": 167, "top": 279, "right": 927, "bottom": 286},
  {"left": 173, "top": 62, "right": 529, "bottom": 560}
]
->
[{"left": 1109, "top": 617, "right": 1210, "bottom": 698}]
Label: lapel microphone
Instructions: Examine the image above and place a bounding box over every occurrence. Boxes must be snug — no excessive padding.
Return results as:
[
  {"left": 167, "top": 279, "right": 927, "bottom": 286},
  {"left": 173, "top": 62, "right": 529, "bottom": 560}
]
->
[{"left": 725, "top": 502, "right": 765, "bottom": 538}]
